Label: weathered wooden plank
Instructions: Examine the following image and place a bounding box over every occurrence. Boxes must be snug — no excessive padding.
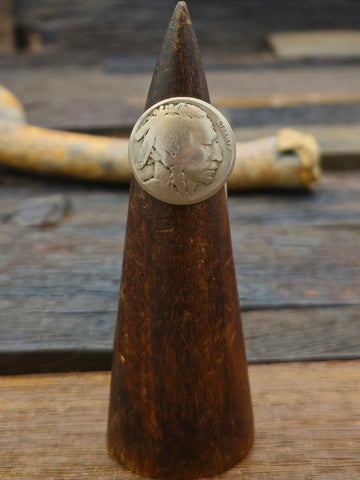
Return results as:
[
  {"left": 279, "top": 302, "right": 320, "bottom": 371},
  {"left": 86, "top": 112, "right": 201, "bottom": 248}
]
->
[
  {"left": 0, "top": 172, "right": 359, "bottom": 373},
  {"left": 243, "top": 307, "right": 360, "bottom": 363},
  {"left": 230, "top": 103, "right": 360, "bottom": 128},
  {"left": 1, "top": 66, "right": 360, "bottom": 168},
  {"left": 0, "top": 306, "right": 359, "bottom": 374},
  {"left": 12, "top": 0, "right": 360, "bottom": 55},
  {"left": 269, "top": 30, "right": 360, "bottom": 59},
  {"left": 0, "top": 173, "right": 359, "bottom": 309},
  {"left": 0, "top": 361, "right": 359, "bottom": 478},
  {"left": 2, "top": 66, "right": 360, "bottom": 130}
]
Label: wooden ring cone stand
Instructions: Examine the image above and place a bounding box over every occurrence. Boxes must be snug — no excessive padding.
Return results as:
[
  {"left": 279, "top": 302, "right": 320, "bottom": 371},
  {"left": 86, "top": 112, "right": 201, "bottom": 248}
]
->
[{"left": 107, "top": 2, "right": 254, "bottom": 478}]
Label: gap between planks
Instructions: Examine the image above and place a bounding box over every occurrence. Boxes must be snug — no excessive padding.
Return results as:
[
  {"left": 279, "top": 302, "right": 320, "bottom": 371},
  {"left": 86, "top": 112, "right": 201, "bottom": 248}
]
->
[{"left": 0, "top": 360, "right": 359, "bottom": 479}]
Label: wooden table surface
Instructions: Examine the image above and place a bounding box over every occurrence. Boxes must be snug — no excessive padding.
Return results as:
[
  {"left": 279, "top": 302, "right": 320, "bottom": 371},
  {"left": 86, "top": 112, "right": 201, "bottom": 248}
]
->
[
  {"left": 1, "top": 361, "right": 359, "bottom": 479},
  {"left": 1, "top": 168, "right": 359, "bottom": 478}
]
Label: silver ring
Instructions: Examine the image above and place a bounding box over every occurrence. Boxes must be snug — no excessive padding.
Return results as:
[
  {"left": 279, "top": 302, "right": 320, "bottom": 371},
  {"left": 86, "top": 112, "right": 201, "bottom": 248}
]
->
[{"left": 128, "top": 97, "right": 236, "bottom": 205}]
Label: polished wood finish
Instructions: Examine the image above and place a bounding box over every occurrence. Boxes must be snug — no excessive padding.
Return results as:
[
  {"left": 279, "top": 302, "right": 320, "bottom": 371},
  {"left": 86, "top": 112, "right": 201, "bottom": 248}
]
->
[{"left": 107, "top": 2, "right": 253, "bottom": 478}]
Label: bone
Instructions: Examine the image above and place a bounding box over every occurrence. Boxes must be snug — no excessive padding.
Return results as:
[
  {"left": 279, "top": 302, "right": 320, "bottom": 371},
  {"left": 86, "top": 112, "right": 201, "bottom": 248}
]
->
[{"left": 0, "top": 85, "right": 321, "bottom": 189}]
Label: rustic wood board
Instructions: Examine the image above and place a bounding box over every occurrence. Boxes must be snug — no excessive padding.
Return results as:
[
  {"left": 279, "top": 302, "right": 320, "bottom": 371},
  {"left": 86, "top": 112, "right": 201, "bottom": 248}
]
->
[
  {"left": 10, "top": 0, "right": 360, "bottom": 55},
  {"left": 1, "top": 306, "right": 359, "bottom": 374},
  {"left": 1, "top": 66, "right": 360, "bottom": 167},
  {"left": 0, "top": 172, "right": 359, "bottom": 373},
  {"left": 1, "top": 361, "right": 359, "bottom": 479},
  {"left": 269, "top": 30, "right": 360, "bottom": 59},
  {"left": 1, "top": 66, "right": 360, "bottom": 130},
  {"left": 230, "top": 103, "right": 360, "bottom": 128}
]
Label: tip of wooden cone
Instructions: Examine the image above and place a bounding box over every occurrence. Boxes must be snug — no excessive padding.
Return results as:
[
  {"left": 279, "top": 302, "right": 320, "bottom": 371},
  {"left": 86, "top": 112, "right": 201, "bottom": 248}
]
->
[
  {"left": 175, "top": 2, "right": 188, "bottom": 10},
  {"left": 145, "top": 0, "right": 209, "bottom": 109},
  {"left": 171, "top": 2, "right": 192, "bottom": 33},
  {"left": 173, "top": 1, "right": 190, "bottom": 18}
]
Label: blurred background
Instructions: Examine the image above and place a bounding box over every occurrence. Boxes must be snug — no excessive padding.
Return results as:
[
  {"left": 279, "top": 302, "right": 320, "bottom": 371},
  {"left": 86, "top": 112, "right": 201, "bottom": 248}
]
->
[
  {"left": 2, "top": 0, "right": 360, "bottom": 56},
  {"left": 1, "top": 0, "right": 360, "bottom": 167}
]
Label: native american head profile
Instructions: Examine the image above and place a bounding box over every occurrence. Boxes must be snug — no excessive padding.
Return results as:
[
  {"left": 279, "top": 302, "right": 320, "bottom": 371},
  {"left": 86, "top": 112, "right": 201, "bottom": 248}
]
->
[{"left": 133, "top": 102, "right": 222, "bottom": 199}]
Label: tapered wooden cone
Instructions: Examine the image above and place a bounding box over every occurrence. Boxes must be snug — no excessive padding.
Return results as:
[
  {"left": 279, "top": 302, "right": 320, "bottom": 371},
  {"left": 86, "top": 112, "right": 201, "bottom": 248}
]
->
[{"left": 107, "top": 2, "right": 254, "bottom": 478}]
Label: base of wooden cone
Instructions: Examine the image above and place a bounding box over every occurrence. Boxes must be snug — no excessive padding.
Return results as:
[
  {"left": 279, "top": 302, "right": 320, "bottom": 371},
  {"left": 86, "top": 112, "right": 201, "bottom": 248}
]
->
[{"left": 107, "top": 433, "right": 254, "bottom": 480}]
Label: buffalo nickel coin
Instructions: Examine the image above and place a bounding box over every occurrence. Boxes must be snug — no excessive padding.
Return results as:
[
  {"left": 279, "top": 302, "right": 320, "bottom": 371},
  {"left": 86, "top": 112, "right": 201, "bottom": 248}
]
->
[{"left": 128, "top": 97, "right": 236, "bottom": 205}]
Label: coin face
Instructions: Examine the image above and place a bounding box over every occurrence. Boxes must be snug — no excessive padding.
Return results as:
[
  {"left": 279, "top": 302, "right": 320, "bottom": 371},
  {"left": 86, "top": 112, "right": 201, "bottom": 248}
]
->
[{"left": 128, "top": 97, "right": 236, "bottom": 205}]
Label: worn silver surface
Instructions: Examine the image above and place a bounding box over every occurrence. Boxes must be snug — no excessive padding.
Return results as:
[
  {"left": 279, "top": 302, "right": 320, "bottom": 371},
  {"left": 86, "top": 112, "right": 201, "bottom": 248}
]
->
[{"left": 128, "top": 97, "right": 236, "bottom": 204}]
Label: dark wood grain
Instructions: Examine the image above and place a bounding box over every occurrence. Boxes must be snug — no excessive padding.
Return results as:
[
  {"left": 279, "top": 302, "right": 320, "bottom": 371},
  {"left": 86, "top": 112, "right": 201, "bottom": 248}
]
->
[{"left": 107, "top": 3, "right": 254, "bottom": 478}]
